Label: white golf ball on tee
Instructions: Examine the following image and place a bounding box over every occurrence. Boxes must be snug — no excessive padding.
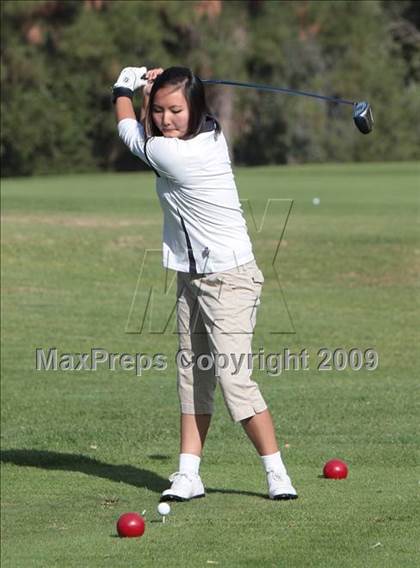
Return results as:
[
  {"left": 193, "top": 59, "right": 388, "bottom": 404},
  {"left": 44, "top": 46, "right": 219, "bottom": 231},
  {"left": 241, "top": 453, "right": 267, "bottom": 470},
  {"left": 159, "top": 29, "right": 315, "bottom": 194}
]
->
[
  {"left": 158, "top": 502, "right": 171, "bottom": 516},
  {"left": 312, "top": 197, "right": 320, "bottom": 206}
]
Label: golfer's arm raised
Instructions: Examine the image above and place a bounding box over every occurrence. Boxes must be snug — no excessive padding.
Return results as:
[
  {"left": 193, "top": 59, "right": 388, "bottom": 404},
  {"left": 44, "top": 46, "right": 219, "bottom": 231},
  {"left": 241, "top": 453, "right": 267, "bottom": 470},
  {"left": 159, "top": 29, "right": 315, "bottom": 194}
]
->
[
  {"left": 113, "top": 66, "right": 163, "bottom": 124},
  {"left": 112, "top": 66, "right": 144, "bottom": 123},
  {"left": 113, "top": 67, "right": 186, "bottom": 181},
  {"left": 114, "top": 89, "right": 148, "bottom": 124},
  {"left": 115, "top": 96, "right": 136, "bottom": 122}
]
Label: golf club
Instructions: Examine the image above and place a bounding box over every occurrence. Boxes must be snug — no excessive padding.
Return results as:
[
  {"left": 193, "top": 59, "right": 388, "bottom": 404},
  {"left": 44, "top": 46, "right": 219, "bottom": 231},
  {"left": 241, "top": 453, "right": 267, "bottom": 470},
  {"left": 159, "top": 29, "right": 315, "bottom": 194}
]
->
[{"left": 201, "top": 78, "right": 374, "bottom": 134}]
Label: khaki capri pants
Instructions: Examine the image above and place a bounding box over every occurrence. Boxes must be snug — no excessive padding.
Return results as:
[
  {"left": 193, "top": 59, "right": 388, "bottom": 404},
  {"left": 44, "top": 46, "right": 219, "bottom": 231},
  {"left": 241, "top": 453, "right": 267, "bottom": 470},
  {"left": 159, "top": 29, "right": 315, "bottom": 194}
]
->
[{"left": 176, "top": 260, "right": 268, "bottom": 422}]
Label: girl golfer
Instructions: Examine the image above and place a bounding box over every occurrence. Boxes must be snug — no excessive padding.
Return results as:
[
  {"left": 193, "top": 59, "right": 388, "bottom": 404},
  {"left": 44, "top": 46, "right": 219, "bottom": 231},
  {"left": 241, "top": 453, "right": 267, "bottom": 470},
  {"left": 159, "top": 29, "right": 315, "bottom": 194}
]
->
[{"left": 113, "top": 66, "right": 297, "bottom": 501}]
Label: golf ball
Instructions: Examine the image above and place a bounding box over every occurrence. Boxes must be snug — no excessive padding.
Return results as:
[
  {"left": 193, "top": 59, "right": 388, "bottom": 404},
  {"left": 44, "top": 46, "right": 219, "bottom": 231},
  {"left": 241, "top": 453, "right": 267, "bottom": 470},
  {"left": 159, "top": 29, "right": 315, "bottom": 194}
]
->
[
  {"left": 157, "top": 502, "right": 171, "bottom": 516},
  {"left": 312, "top": 197, "right": 320, "bottom": 206}
]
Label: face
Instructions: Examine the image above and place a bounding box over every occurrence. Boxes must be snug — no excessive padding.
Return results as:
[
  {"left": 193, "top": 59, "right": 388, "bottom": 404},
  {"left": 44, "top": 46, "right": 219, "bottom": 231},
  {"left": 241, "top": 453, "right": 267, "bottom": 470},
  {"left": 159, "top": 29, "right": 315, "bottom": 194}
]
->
[{"left": 151, "top": 85, "right": 190, "bottom": 138}]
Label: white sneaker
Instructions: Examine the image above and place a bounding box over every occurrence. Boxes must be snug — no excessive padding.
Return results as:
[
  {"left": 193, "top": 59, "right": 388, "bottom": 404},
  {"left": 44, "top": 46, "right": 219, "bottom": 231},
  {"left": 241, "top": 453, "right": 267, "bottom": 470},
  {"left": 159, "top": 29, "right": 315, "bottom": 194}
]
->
[
  {"left": 267, "top": 470, "right": 298, "bottom": 500},
  {"left": 160, "top": 471, "right": 205, "bottom": 502}
]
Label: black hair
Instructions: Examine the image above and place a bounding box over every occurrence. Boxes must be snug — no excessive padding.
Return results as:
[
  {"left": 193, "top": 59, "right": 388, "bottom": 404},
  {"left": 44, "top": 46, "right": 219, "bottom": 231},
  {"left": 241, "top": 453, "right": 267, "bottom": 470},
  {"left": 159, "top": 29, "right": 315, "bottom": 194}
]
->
[{"left": 144, "top": 66, "right": 221, "bottom": 139}]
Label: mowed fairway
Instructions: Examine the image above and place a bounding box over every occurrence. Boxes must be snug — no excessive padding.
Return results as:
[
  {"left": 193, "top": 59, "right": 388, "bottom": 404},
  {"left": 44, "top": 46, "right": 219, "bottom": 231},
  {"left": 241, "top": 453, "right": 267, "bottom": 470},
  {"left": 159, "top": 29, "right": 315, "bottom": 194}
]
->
[{"left": 1, "top": 163, "right": 419, "bottom": 567}]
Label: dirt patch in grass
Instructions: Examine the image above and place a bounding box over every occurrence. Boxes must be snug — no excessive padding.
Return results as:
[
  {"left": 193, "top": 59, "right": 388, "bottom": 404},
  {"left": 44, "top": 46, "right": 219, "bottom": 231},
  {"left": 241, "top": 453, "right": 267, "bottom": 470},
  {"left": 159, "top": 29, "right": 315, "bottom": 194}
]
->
[
  {"left": 336, "top": 245, "right": 420, "bottom": 287},
  {"left": 106, "top": 235, "right": 146, "bottom": 249},
  {"left": 338, "top": 267, "right": 419, "bottom": 287},
  {"left": 1, "top": 214, "right": 157, "bottom": 229},
  {"left": 1, "top": 286, "right": 53, "bottom": 294}
]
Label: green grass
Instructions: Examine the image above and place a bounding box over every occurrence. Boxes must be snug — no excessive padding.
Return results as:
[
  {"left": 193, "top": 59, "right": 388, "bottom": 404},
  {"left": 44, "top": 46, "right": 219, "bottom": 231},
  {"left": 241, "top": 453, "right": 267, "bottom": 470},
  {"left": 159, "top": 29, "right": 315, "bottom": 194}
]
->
[{"left": 1, "top": 162, "right": 419, "bottom": 567}]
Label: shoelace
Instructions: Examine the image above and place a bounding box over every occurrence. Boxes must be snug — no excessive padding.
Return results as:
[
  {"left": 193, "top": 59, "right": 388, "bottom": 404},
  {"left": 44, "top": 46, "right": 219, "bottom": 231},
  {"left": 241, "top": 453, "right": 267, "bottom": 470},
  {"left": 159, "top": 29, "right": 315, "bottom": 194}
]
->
[{"left": 168, "top": 471, "right": 195, "bottom": 483}]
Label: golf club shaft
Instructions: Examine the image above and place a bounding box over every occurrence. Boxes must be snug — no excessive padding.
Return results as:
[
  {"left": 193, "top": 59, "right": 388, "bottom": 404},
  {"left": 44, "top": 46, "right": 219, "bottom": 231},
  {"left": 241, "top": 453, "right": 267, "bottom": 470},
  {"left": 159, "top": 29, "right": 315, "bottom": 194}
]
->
[{"left": 201, "top": 78, "right": 355, "bottom": 106}]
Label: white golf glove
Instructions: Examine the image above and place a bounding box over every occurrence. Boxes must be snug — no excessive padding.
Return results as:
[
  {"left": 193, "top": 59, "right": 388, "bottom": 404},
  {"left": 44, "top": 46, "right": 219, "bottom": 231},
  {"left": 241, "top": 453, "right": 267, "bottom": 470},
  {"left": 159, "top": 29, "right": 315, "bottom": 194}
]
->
[{"left": 113, "top": 66, "right": 148, "bottom": 92}]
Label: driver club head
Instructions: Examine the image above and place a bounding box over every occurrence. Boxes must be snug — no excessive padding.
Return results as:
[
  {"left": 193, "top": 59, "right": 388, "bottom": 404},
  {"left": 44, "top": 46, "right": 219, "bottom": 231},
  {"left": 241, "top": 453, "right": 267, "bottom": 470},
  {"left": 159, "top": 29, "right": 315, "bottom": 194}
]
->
[{"left": 353, "top": 101, "right": 373, "bottom": 134}]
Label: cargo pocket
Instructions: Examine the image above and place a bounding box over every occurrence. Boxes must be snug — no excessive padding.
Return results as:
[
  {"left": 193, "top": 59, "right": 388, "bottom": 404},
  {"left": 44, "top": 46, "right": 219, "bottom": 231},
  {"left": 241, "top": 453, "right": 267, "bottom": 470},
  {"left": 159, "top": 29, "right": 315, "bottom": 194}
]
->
[{"left": 251, "top": 268, "right": 265, "bottom": 285}]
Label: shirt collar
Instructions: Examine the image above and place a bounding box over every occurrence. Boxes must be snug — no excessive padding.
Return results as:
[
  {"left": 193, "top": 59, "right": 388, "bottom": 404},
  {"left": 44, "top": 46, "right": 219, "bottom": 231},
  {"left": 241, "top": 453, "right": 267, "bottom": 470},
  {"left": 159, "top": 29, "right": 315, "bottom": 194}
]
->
[{"left": 199, "top": 115, "right": 217, "bottom": 133}]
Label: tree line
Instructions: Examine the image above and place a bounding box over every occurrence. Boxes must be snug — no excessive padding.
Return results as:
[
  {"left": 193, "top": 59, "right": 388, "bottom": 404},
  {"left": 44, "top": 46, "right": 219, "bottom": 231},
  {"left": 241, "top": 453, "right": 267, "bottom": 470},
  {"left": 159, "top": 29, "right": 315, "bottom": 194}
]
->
[{"left": 1, "top": 0, "right": 419, "bottom": 177}]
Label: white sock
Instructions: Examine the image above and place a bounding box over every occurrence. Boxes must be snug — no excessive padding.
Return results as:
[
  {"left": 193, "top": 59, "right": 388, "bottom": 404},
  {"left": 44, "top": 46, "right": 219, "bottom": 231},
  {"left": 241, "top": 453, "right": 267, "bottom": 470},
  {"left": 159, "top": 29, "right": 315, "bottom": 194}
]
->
[
  {"left": 261, "top": 451, "right": 287, "bottom": 475},
  {"left": 179, "top": 453, "right": 201, "bottom": 475}
]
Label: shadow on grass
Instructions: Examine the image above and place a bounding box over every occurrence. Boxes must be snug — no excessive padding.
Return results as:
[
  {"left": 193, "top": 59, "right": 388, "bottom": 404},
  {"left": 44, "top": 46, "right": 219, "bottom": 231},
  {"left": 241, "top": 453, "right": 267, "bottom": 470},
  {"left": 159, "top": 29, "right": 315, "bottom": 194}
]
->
[
  {"left": 1, "top": 448, "right": 168, "bottom": 493},
  {"left": 1, "top": 449, "right": 266, "bottom": 498}
]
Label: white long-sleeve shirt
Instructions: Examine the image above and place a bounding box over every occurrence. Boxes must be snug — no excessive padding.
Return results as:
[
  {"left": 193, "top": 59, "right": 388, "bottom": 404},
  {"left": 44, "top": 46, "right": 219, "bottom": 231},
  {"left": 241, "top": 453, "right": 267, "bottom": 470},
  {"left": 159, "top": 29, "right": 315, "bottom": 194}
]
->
[{"left": 118, "top": 117, "right": 254, "bottom": 273}]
